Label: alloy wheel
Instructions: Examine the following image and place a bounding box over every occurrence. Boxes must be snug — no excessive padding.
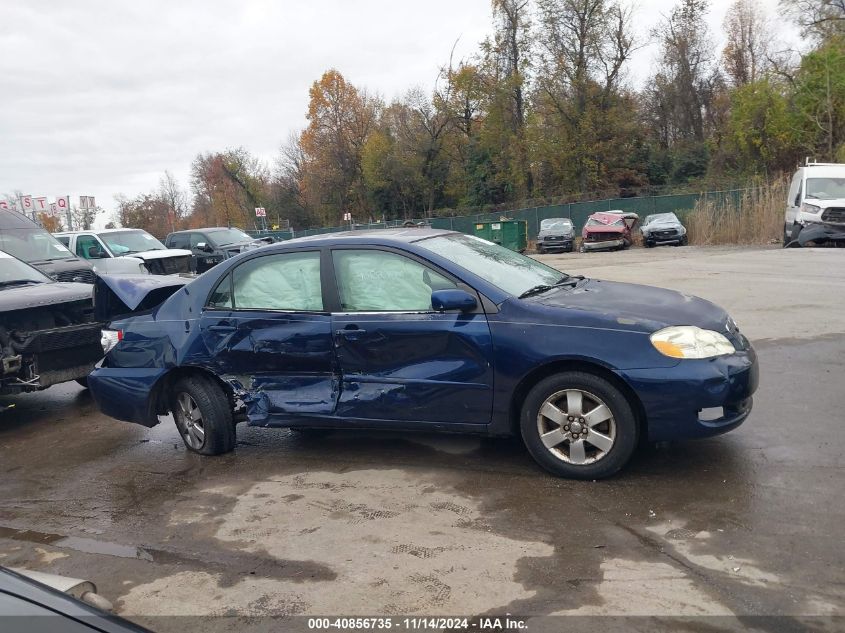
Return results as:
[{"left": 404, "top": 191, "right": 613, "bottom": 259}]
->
[
  {"left": 536, "top": 389, "right": 616, "bottom": 465},
  {"left": 175, "top": 392, "right": 206, "bottom": 449}
]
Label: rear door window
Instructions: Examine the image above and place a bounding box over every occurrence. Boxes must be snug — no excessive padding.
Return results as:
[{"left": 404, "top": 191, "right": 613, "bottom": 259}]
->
[{"left": 231, "top": 251, "right": 323, "bottom": 311}]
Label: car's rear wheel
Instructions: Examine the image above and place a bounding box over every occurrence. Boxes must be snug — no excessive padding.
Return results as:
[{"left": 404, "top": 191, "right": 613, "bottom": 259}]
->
[
  {"left": 520, "top": 372, "right": 638, "bottom": 479},
  {"left": 170, "top": 375, "right": 235, "bottom": 455}
]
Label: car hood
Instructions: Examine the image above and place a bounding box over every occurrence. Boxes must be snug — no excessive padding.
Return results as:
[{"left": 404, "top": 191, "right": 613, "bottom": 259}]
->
[
  {"left": 124, "top": 249, "right": 192, "bottom": 261},
  {"left": 94, "top": 274, "right": 190, "bottom": 320},
  {"left": 538, "top": 230, "right": 574, "bottom": 238},
  {"left": 0, "top": 282, "right": 92, "bottom": 312},
  {"left": 532, "top": 279, "right": 731, "bottom": 333},
  {"left": 643, "top": 220, "right": 683, "bottom": 231}
]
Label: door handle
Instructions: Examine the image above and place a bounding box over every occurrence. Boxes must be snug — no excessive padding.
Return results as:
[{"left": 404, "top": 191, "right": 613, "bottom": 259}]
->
[
  {"left": 336, "top": 327, "right": 366, "bottom": 340},
  {"left": 208, "top": 325, "right": 236, "bottom": 333}
]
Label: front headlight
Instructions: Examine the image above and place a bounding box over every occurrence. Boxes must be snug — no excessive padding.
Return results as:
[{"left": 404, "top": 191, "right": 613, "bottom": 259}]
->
[
  {"left": 650, "top": 326, "right": 735, "bottom": 359},
  {"left": 801, "top": 203, "right": 821, "bottom": 215}
]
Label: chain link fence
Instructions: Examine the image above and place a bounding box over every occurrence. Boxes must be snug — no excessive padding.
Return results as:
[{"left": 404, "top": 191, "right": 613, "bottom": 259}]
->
[{"left": 248, "top": 188, "right": 752, "bottom": 242}]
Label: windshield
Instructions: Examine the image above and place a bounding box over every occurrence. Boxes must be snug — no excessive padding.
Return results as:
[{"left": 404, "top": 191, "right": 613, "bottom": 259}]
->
[
  {"left": 805, "top": 177, "right": 845, "bottom": 200},
  {"left": 100, "top": 230, "right": 166, "bottom": 254},
  {"left": 645, "top": 213, "right": 678, "bottom": 225},
  {"left": 418, "top": 233, "right": 564, "bottom": 297},
  {"left": 0, "top": 254, "right": 50, "bottom": 285},
  {"left": 0, "top": 228, "right": 74, "bottom": 262},
  {"left": 540, "top": 219, "right": 572, "bottom": 231},
  {"left": 208, "top": 228, "right": 252, "bottom": 247}
]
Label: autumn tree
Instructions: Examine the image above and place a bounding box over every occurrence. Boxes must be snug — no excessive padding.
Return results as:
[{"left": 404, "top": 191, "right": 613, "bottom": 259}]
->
[
  {"left": 484, "top": 0, "right": 534, "bottom": 198},
  {"left": 300, "top": 69, "right": 380, "bottom": 224},
  {"left": 533, "top": 0, "right": 640, "bottom": 194}
]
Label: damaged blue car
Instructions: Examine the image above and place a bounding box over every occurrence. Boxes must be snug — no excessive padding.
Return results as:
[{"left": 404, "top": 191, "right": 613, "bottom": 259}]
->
[{"left": 88, "top": 229, "right": 758, "bottom": 479}]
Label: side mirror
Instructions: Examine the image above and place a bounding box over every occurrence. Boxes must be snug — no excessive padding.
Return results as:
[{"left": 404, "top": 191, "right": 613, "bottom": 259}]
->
[
  {"left": 196, "top": 242, "right": 213, "bottom": 253},
  {"left": 87, "top": 245, "right": 106, "bottom": 259},
  {"left": 431, "top": 289, "right": 477, "bottom": 312}
]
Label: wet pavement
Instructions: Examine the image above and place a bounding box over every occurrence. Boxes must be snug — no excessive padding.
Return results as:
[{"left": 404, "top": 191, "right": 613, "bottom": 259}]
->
[{"left": 0, "top": 246, "right": 843, "bottom": 630}]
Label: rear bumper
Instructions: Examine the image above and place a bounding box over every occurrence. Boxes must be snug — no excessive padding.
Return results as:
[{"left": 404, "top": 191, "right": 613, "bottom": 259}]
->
[
  {"left": 583, "top": 238, "right": 624, "bottom": 251},
  {"left": 88, "top": 366, "right": 168, "bottom": 427},
  {"left": 619, "top": 347, "right": 759, "bottom": 442}
]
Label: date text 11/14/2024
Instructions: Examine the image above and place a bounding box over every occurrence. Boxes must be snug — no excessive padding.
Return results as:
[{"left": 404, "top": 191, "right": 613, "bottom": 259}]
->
[{"left": 307, "top": 617, "right": 528, "bottom": 630}]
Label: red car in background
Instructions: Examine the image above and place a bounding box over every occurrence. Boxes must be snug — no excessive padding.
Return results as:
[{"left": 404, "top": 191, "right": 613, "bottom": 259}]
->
[{"left": 580, "top": 211, "right": 639, "bottom": 252}]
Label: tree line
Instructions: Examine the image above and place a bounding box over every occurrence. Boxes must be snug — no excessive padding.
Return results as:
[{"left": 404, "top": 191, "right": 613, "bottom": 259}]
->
[{"left": 116, "top": 0, "right": 845, "bottom": 236}]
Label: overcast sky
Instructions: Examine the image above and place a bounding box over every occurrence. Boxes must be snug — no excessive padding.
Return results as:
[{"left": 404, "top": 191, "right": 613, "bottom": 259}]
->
[{"left": 0, "top": 0, "right": 796, "bottom": 224}]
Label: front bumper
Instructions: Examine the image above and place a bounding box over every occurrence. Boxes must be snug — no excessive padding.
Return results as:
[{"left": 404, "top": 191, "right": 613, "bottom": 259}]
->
[
  {"left": 582, "top": 237, "right": 624, "bottom": 251},
  {"left": 537, "top": 238, "right": 573, "bottom": 251},
  {"left": 619, "top": 347, "right": 759, "bottom": 442},
  {"left": 88, "top": 366, "right": 169, "bottom": 427},
  {"left": 789, "top": 221, "right": 845, "bottom": 247},
  {"left": 644, "top": 232, "right": 685, "bottom": 245}
]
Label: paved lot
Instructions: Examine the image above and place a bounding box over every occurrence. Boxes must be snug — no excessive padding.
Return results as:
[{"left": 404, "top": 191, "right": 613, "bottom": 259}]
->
[{"left": 0, "top": 245, "right": 843, "bottom": 630}]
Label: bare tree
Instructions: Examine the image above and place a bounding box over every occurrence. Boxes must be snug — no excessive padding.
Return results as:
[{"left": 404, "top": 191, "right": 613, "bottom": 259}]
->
[
  {"left": 649, "top": 0, "right": 719, "bottom": 144},
  {"left": 159, "top": 170, "right": 187, "bottom": 232},
  {"left": 780, "top": 0, "right": 845, "bottom": 40},
  {"left": 722, "top": 0, "right": 772, "bottom": 85}
]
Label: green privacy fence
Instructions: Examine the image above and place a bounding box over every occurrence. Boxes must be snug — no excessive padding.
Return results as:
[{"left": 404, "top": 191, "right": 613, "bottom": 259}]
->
[{"left": 248, "top": 188, "right": 749, "bottom": 242}]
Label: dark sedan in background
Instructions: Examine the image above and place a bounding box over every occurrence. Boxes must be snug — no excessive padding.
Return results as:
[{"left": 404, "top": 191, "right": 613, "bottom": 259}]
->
[
  {"left": 88, "top": 229, "right": 757, "bottom": 479},
  {"left": 164, "top": 227, "right": 276, "bottom": 273}
]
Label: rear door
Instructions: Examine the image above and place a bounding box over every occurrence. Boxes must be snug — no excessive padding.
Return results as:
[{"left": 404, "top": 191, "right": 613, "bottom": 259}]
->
[
  {"left": 328, "top": 247, "right": 494, "bottom": 427},
  {"left": 199, "top": 250, "right": 338, "bottom": 425}
]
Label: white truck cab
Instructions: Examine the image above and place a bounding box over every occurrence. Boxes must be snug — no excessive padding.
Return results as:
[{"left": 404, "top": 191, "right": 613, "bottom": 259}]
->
[
  {"left": 53, "top": 229, "right": 193, "bottom": 275},
  {"left": 784, "top": 160, "right": 845, "bottom": 246}
]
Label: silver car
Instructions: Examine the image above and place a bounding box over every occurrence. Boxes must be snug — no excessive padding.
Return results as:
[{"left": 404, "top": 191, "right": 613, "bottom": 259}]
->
[{"left": 641, "top": 213, "right": 687, "bottom": 247}]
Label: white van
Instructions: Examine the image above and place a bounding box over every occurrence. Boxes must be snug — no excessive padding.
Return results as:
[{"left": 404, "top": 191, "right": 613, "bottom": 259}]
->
[{"left": 784, "top": 160, "right": 845, "bottom": 246}]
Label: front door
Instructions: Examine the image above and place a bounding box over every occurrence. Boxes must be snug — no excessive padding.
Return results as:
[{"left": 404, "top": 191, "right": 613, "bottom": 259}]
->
[
  {"left": 329, "top": 248, "right": 494, "bottom": 427},
  {"left": 199, "top": 250, "right": 338, "bottom": 426}
]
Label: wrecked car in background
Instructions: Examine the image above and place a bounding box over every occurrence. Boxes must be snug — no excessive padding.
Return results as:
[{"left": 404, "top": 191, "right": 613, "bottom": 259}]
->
[
  {"left": 641, "top": 212, "right": 688, "bottom": 247},
  {"left": 580, "top": 211, "right": 639, "bottom": 252},
  {"left": 536, "top": 218, "right": 575, "bottom": 253},
  {"left": 784, "top": 160, "right": 845, "bottom": 247},
  {"left": 87, "top": 229, "right": 757, "bottom": 480},
  {"left": 164, "top": 227, "right": 270, "bottom": 273},
  {"left": 54, "top": 229, "right": 192, "bottom": 275},
  {"left": 0, "top": 251, "right": 102, "bottom": 394},
  {"left": 0, "top": 209, "right": 95, "bottom": 283}
]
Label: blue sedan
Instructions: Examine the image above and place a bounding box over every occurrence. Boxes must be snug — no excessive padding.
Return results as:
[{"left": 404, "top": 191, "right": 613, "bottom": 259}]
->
[{"left": 88, "top": 229, "right": 758, "bottom": 479}]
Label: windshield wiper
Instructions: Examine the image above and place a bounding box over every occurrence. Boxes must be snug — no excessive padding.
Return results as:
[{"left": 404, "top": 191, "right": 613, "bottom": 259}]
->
[{"left": 518, "top": 275, "right": 582, "bottom": 299}]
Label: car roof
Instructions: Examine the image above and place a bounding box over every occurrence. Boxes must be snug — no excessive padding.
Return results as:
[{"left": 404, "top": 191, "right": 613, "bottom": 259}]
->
[
  {"left": 168, "top": 227, "right": 242, "bottom": 234},
  {"left": 55, "top": 228, "right": 149, "bottom": 235},
  {"left": 277, "top": 228, "right": 457, "bottom": 248},
  {"left": 802, "top": 164, "right": 845, "bottom": 178}
]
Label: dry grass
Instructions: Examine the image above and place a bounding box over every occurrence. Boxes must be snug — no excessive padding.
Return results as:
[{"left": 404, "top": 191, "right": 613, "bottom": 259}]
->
[{"left": 686, "top": 178, "right": 787, "bottom": 245}]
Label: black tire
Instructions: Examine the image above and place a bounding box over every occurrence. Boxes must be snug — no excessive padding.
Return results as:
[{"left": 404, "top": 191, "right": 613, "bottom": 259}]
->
[
  {"left": 644, "top": 240, "right": 654, "bottom": 248},
  {"left": 75, "top": 377, "right": 89, "bottom": 388},
  {"left": 680, "top": 236, "right": 688, "bottom": 246},
  {"left": 170, "top": 374, "right": 235, "bottom": 455},
  {"left": 520, "top": 371, "right": 638, "bottom": 479},
  {"left": 537, "top": 245, "right": 545, "bottom": 254}
]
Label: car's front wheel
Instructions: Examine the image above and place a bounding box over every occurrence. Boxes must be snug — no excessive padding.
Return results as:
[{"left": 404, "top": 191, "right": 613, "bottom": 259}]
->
[
  {"left": 170, "top": 375, "right": 235, "bottom": 455},
  {"left": 520, "top": 372, "right": 638, "bottom": 479}
]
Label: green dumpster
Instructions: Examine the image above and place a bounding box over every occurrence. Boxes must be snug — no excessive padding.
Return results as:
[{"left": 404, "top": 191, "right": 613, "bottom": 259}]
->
[{"left": 473, "top": 219, "right": 528, "bottom": 252}]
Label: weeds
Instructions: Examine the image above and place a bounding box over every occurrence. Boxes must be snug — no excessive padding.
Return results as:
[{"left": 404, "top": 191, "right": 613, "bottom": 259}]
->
[{"left": 686, "top": 178, "right": 787, "bottom": 245}]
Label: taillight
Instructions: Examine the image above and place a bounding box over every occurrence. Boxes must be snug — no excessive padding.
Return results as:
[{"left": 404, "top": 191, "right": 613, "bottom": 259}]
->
[{"left": 100, "top": 329, "right": 123, "bottom": 354}]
